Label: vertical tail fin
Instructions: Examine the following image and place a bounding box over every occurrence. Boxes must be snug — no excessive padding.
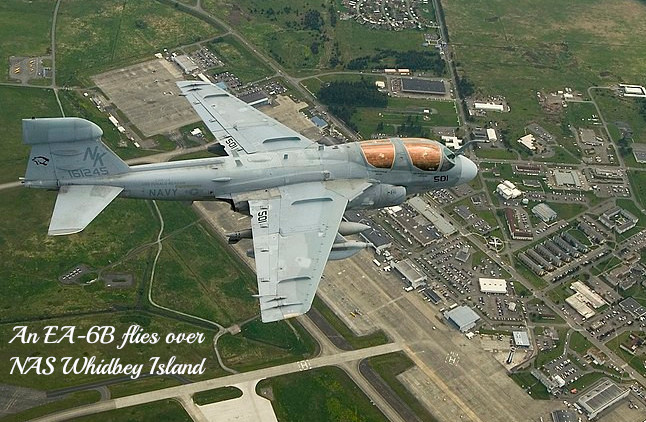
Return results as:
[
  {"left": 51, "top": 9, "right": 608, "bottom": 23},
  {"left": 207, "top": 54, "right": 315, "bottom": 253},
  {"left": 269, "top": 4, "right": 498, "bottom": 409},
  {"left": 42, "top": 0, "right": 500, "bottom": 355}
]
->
[{"left": 23, "top": 117, "right": 128, "bottom": 187}]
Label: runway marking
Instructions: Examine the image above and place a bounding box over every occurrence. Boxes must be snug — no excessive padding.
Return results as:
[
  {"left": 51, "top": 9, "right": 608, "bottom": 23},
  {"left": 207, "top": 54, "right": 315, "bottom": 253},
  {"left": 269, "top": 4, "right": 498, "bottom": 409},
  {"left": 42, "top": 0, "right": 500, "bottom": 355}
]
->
[
  {"left": 445, "top": 351, "right": 460, "bottom": 366},
  {"left": 298, "top": 360, "right": 311, "bottom": 371},
  {"left": 365, "top": 295, "right": 406, "bottom": 316},
  {"left": 404, "top": 345, "right": 484, "bottom": 422}
]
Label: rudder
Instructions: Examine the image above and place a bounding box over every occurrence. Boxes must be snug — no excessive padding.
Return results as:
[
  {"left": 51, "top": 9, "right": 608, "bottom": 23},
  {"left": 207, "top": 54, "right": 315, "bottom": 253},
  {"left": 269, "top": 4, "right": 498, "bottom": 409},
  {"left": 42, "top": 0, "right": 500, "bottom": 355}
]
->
[{"left": 23, "top": 117, "right": 128, "bottom": 186}]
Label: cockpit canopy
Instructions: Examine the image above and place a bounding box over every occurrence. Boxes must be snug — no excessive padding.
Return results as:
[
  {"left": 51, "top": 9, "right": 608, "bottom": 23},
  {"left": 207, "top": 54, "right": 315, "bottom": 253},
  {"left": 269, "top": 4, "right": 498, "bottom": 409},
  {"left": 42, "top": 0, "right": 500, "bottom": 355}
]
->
[
  {"left": 359, "top": 139, "right": 395, "bottom": 169},
  {"left": 359, "top": 138, "right": 455, "bottom": 171}
]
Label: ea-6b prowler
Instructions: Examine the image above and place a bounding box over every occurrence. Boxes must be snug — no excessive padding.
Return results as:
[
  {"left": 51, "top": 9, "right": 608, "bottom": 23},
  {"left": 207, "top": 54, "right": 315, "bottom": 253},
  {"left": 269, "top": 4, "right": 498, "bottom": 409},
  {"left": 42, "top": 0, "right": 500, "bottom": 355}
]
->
[{"left": 22, "top": 81, "right": 478, "bottom": 322}]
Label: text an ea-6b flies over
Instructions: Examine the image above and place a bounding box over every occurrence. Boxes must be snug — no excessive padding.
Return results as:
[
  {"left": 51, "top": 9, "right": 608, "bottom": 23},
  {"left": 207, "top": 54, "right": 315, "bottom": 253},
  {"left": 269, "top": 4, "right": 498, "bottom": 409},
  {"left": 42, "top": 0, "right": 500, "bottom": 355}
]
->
[{"left": 22, "top": 81, "right": 478, "bottom": 323}]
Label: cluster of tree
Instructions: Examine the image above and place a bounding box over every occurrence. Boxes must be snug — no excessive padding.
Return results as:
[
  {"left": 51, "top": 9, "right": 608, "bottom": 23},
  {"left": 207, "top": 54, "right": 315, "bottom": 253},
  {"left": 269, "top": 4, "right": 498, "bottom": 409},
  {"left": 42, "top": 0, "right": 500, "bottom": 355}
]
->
[
  {"left": 329, "top": 41, "right": 341, "bottom": 67},
  {"left": 397, "top": 115, "right": 429, "bottom": 138},
  {"left": 639, "top": 98, "right": 646, "bottom": 121},
  {"left": 303, "top": 9, "right": 324, "bottom": 31},
  {"left": 346, "top": 49, "right": 445, "bottom": 74},
  {"left": 617, "top": 135, "right": 633, "bottom": 157},
  {"left": 393, "top": 50, "right": 445, "bottom": 74},
  {"left": 319, "top": 79, "right": 388, "bottom": 108},
  {"left": 319, "top": 79, "right": 388, "bottom": 130},
  {"left": 328, "top": 4, "right": 337, "bottom": 27},
  {"left": 456, "top": 75, "right": 474, "bottom": 98}
]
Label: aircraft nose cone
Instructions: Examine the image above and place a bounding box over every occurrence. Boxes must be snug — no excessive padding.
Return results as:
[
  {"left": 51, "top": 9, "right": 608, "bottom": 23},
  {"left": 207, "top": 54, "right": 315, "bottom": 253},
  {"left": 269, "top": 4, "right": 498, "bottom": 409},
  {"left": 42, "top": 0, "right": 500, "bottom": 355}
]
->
[{"left": 458, "top": 156, "right": 478, "bottom": 185}]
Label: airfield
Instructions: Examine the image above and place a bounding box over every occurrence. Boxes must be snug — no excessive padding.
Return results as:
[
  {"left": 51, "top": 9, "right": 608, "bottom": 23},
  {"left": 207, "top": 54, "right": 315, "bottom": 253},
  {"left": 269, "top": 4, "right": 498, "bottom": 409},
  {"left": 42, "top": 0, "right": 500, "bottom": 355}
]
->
[
  {"left": 2, "top": 0, "right": 646, "bottom": 421},
  {"left": 202, "top": 202, "right": 555, "bottom": 422}
]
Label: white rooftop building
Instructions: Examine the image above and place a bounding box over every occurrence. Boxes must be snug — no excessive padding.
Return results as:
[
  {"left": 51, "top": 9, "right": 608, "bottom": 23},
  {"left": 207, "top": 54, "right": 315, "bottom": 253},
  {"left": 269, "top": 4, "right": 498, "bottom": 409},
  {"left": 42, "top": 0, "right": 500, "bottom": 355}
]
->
[
  {"left": 518, "top": 134, "right": 537, "bottom": 151},
  {"left": 479, "top": 278, "right": 507, "bottom": 294},
  {"left": 441, "top": 135, "right": 463, "bottom": 150},
  {"left": 566, "top": 294, "right": 596, "bottom": 319},
  {"left": 571, "top": 281, "right": 606, "bottom": 309},
  {"left": 486, "top": 128, "right": 498, "bottom": 141},
  {"left": 496, "top": 180, "right": 523, "bottom": 199},
  {"left": 474, "top": 102, "right": 505, "bottom": 112},
  {"left": 620, "top": 84, "right": 646, "bottom": 98},
  {"left": 513, "top": 330, "right": 531, "bottom": 347}
]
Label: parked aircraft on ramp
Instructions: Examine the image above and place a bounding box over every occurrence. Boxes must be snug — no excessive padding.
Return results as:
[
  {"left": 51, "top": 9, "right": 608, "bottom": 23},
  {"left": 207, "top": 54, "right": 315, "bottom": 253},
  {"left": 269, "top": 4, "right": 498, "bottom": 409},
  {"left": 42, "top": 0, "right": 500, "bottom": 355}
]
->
[{"left": 21, "top": 81, "right": 478, "bottom": 322}]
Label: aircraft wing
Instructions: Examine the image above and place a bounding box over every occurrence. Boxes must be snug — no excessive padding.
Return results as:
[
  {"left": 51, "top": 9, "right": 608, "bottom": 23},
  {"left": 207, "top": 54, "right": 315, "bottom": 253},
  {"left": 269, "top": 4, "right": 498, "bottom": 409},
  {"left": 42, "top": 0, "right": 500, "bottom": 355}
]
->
[
  {"left": 177, "top": 81, "right": 313, "bottom": 156},
  {"left": 248, "top": 181, "right": 369, "bottom": 322}
]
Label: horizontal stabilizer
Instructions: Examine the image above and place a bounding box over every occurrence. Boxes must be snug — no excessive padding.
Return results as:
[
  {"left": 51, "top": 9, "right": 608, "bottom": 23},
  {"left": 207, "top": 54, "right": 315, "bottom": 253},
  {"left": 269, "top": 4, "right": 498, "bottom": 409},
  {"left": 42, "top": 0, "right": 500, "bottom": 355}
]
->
[{"left": 48, "top": 185, "right": 123, "bottom": 236}]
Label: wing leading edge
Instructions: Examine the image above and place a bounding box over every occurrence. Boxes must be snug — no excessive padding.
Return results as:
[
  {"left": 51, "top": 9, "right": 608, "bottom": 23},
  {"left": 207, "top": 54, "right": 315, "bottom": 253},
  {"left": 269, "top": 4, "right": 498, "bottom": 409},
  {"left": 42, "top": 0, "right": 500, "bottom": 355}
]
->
[
  {"left": 177, "top": 81, "right": 313, "bottom": 155},
  {"left": 249, "top": 181, "right": 369, "bottom": 322}
]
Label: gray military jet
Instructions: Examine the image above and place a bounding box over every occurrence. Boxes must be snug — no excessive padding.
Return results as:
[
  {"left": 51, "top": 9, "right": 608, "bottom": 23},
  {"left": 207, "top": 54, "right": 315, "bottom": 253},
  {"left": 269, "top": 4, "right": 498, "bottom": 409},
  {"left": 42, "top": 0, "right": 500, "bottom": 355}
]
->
[{"left": 22, "top": 81, "right": 477, "bottom": 322}]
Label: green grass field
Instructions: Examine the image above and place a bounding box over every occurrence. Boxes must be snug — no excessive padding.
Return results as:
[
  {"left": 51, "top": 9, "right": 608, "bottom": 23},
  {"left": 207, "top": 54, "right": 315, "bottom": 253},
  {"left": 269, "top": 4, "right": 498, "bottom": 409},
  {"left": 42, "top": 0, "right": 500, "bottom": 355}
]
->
[
  {"left": 568, "top": 331, "right": 593, "bottom": 355},
  {"left": 257, "top": 366, "right": 388, "bottom": 422},
  {"left": 547, "top": 282, "right": 573, "bottom": 305},
  {"left": 193, "top": 386, "right": 242, "bottom": 405},
  {"left": 217, "top": 318, "right": 316, "bottom": 371},
  {"left": 443, "top": 0, "right": 646, "bottom": 143},
  {"left": 56, "top": 0, "right": 219, "bottom": 86},
  {"left": 628, "top": 170, "right": 646, "bottom": 209},
  {"left": 593, "top": 88, "right": 646, "bottom": 143},
  {"left": 0, "top": 186, "right": 262, "bottom": 329},
  {"left": 0, "top": 188, "right": 156, "bottom": 320},
  {"left": 353, "top": 98, "right": 459, "bottom": 138},
  {"left": 208, "top": 35, "right": 274, "bottom": 83},
  {"left": 509, "top": 371, "right": 550, "bottom": 400},
  {"left": 202, "top": 0, "right": 430, "bottom": 74},
  {"left": 605, "top": 332, "right": 646, "bottom": 378},
  {"left": 1, "top": 390, "right": 100, "bottom": 422},
  {"left": 0, "top": 0, "right": 56, "bottom": 83},
  {"left": 0, "top": 86, "right": 61, "bottom": 183},
  {"left": 152, "top": 222, "right": 258, "bottom": 326}
]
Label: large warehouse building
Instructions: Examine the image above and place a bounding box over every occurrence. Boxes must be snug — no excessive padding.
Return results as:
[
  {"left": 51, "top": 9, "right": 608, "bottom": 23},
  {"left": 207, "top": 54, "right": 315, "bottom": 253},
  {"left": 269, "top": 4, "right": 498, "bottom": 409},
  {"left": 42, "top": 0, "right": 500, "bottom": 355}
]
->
[
  {"left": 444, "top": 306, "right": 480, "bottom": 332},
  {"left": 400, "top": 78, "right": 446, "bottom": 95}
]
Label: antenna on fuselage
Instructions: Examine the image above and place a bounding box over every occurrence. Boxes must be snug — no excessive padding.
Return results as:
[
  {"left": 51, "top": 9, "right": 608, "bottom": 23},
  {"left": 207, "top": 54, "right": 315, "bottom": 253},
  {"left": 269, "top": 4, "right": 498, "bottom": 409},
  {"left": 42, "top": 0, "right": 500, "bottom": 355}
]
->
[{"left": 455, "top": 140, "right": 484, "bottom": 156}]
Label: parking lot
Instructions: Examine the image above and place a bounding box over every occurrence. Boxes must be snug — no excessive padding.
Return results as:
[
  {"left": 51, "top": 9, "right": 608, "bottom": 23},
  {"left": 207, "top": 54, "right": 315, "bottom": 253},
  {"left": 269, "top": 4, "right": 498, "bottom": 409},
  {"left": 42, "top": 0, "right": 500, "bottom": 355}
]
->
[
  {"left": 93, "top": 59, "right": 199, "bottom": 136},
  {"left": 542, "top": 356, "right": 584, "bottom": 388}
]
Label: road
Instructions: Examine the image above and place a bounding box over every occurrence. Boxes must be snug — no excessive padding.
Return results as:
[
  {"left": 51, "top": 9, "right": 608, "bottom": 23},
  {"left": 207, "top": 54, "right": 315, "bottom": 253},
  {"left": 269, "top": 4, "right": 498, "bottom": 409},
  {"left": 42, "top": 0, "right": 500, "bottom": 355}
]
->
[
  {"left": 30, "top": 342, "right": 402, "bottom": 422},
  {"left": 50, "top": 0, "right": 64, "bottom": 116},
  {"left": 177, "top": 0, "right": 360, "bottom": 141}
]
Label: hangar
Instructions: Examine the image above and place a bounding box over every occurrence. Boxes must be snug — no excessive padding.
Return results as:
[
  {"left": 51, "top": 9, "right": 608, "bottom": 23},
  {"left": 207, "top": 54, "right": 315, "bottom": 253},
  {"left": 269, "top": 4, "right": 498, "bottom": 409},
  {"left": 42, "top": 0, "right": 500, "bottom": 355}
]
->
[
  {"left": 394, "top": 259, "right": 427, "bottom": 288},
  {"left": 577, "top": 379, "right": 629, "bottom": 419},
  {"left": 444, "top": 306, "right": 480, "bottom": 332}
]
